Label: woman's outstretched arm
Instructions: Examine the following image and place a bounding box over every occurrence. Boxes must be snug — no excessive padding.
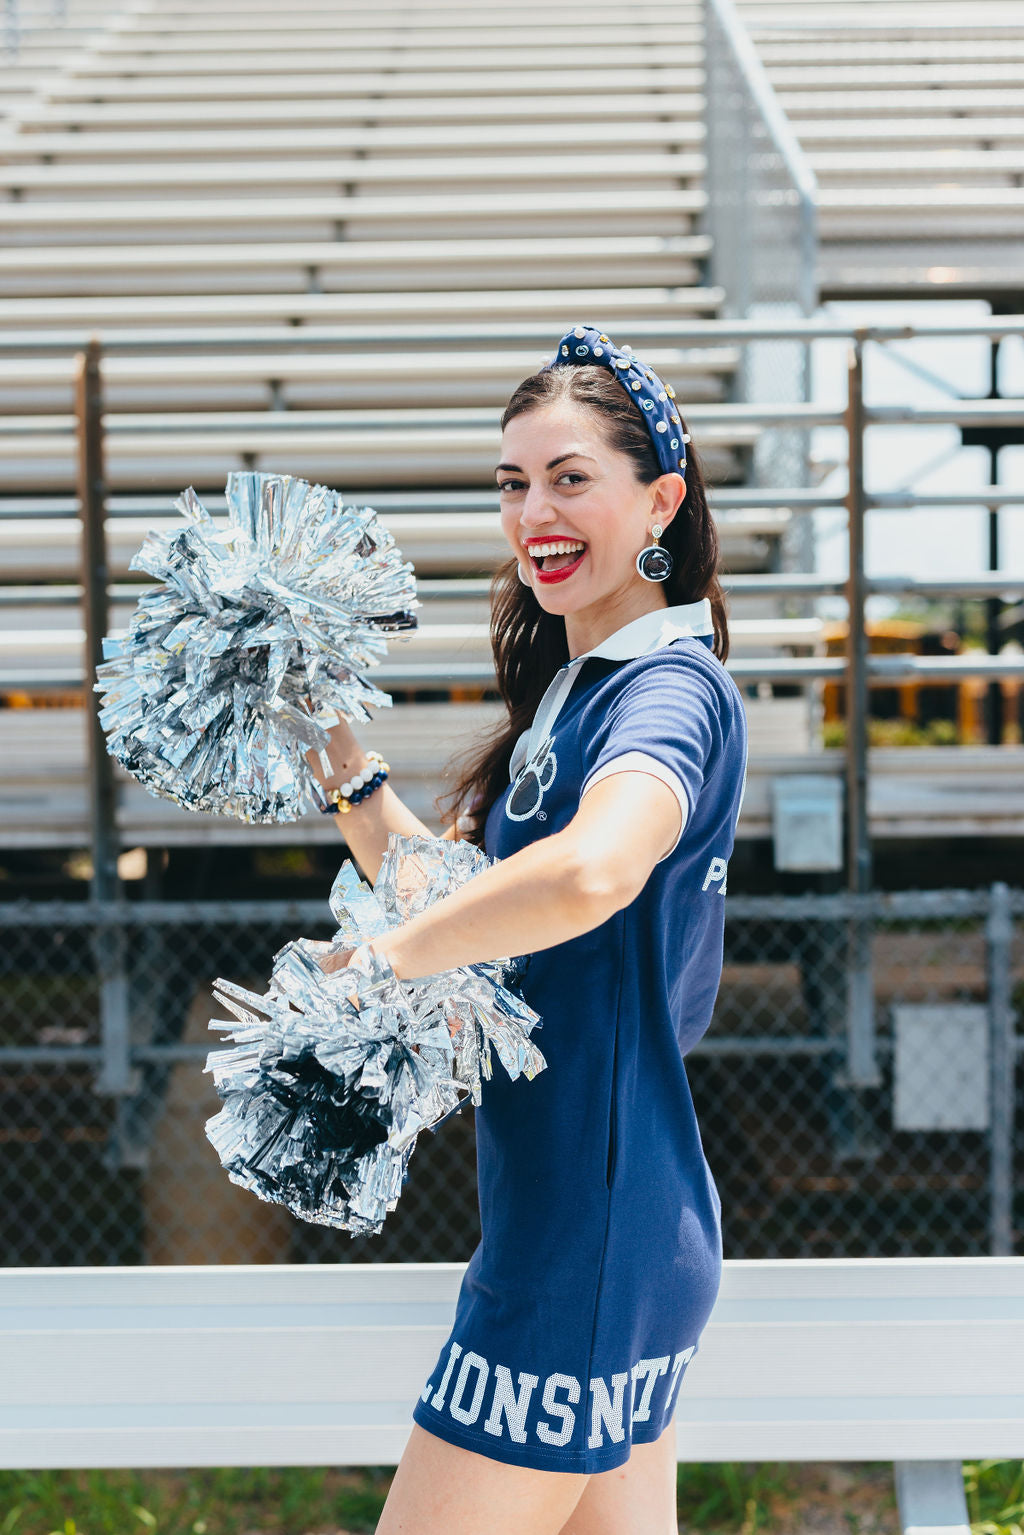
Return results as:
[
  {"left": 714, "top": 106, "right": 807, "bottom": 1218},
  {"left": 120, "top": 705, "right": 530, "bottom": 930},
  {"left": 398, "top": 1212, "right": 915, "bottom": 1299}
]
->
[
  {"left": 305, "top": 716, "right": 464, "bottom": 885},
  {"left": 353, "top": 766, "right": 681, "bottom": 980}
]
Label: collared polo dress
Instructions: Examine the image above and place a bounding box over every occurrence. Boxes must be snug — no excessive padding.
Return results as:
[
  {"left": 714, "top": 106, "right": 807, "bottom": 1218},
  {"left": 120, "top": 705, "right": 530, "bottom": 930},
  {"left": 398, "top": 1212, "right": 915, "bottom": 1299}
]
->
[{"left": 412, "top": 598, "right": 749, "bottom": 1474}]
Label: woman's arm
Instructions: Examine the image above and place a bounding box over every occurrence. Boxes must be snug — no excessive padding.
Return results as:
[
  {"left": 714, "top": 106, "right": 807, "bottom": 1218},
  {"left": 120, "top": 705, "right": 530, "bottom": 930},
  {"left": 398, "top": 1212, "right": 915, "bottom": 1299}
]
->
[
  {"left": 306, "top": 716, "right": 462, "bottom": 883},
  {"left": 359, "top": 767, "right": 681, "bottom": 980}
]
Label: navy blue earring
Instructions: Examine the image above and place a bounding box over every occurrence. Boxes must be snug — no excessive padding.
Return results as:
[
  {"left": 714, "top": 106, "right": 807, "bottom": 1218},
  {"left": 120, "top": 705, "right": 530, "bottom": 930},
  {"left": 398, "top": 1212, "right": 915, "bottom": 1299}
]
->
[{"left": 636, "top": 523, "right": 673, "bottom": 583}]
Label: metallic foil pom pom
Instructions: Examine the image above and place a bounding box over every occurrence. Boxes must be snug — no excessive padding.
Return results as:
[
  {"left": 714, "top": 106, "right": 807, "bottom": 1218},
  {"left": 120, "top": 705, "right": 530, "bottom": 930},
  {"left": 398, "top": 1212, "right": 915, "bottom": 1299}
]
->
[
  {"left": 203, "top": 834, "right": 546, "bottom": 1235},
  {"left": 94, "top": 470, "right": 420, "bottom": 824}
]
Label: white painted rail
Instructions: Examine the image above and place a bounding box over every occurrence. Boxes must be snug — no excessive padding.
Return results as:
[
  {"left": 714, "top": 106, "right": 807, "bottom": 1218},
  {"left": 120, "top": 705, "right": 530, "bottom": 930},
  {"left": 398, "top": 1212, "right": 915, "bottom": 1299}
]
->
[{"left": 0, "top": 1257, "right": 1020, "bottom": 1478}]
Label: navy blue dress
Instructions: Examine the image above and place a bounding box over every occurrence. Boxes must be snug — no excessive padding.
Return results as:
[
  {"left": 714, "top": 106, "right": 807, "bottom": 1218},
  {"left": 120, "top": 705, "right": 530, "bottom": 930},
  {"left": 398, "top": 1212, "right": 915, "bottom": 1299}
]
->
[{"left": 412, "top": 606, "right": 748, "bottom": 1473}]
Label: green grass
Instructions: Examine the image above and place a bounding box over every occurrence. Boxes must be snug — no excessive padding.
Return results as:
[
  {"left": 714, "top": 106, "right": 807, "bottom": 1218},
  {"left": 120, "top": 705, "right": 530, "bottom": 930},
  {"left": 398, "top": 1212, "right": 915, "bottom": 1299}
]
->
[
  {"left": 0, "top": 1460, "right": 1019, "bottom": 1535},
  {"left": 0, "top": 1467, "right": 394, "bottom": 1535},
  {"left": 964, "top": 1460, "right": 1024, "bottom": 1535}
]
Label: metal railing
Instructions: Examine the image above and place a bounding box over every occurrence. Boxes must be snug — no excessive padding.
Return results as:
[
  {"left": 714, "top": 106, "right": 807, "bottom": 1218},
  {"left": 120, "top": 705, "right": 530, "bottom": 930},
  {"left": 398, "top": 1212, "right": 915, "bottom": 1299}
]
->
[
  {"left": 4, "top": 0, "right": 67, "bottom": 58},
  {"left": 701, "top": 0, "right": 818, "bottom": 571}
]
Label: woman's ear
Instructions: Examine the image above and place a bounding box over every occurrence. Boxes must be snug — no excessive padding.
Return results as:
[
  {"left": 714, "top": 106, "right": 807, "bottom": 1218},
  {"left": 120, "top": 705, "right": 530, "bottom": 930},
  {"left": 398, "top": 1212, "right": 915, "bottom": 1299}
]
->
[{"left": 650, "top": 472, "right": 685, "bottom": 529}]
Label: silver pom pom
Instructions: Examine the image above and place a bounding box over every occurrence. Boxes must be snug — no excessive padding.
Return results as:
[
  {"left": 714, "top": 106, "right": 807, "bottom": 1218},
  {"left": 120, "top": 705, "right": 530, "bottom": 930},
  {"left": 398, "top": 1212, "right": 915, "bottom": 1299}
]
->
[
  {"left": 203, "top": 834, "right": 545, "bottom": 1235},
  {"left": 94, "top": 470, "right": 419, "bottom": 824}
]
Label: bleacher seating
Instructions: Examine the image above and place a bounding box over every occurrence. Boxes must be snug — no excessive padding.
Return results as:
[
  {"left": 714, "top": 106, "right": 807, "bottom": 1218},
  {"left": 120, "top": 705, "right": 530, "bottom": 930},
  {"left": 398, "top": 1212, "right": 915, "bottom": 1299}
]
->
[
  {"left": 0, "top": 0, "right": 1020, "bottom": 850},
  {"left": 737, "top": 0, "right": 1024, "bottom": 299}
]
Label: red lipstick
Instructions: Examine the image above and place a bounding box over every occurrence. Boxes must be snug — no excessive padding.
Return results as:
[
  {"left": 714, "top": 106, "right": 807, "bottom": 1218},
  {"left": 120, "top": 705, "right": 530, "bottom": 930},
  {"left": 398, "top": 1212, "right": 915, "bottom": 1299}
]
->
[{"left": 532, "top": 548, "right": 587, "bottom": 585}]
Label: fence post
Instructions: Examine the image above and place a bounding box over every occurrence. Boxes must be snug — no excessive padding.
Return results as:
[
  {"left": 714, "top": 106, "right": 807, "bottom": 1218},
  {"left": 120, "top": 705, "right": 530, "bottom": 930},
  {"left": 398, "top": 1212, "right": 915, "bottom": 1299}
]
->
[
  {"left": 845, "top": 335, "right": 871, "bottom": 897},
  {"left": 986, "top": 881, "right": 1015, "bottom": 1255},
  {"left": 76, "top": 341, "right": 137, "bottom": 1104},
  {"left": 839, "top": 337, "right": 879, "bottom": 1099},
  {"left": 77, "top": 341, "right": 118, "bottom": 904}
]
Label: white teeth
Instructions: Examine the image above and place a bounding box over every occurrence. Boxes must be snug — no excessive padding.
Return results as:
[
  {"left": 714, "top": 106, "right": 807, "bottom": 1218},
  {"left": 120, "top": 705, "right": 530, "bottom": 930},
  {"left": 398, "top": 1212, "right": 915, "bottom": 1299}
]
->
[{"left": 527, "top": 541, "right": 586, "bottom": 557}]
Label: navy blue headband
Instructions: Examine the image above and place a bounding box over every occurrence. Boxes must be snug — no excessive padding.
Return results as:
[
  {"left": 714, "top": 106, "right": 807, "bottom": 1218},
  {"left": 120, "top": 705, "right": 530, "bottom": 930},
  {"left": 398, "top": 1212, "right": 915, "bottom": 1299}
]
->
[{"left": 542, "top": 324, "right": 690, "bottom": 480}]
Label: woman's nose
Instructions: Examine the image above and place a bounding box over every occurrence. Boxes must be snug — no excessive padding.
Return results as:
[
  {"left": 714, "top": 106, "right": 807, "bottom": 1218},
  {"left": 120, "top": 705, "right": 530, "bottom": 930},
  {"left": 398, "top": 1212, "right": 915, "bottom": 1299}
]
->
[{"left": 519, "top": 484, "right": 558, "bottom": 526}]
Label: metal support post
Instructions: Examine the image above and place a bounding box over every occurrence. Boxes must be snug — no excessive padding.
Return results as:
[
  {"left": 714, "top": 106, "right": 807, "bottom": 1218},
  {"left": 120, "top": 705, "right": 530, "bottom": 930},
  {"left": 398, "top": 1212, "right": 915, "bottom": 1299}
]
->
[
  {"left": 76, "top": 341, "right": 138, "bottom": 1102},
  {"left": 838, "top": 337, "right": 879, "bottom": 1104},
  {"left": 78, "top": 342, "right": 118, "bottom": 904},
  {"left": 844, "top": 336, "right": 871, "bottom": 898},
  {"left": 894, "top": 1462, "right": 970, "bottom": 1535},
  {"left": 986, "top": 881, "right": 1015, "bottom": 1256}
]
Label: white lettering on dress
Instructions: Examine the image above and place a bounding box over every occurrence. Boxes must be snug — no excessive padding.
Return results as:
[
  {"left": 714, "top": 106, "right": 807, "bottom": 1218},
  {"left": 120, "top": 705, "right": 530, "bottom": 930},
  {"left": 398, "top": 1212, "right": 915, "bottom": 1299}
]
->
[
  {"left": 483, "top": 1365, "right": 540, "bottom": 1442},
  {"left": 535, "top": 1372, "right": 580, "bottom": 1448},
  {"left": 448, "top": 1351, "right": 489, "bottom": 1425},
  {"left": 426, "top": 1340, "right": 462, "bottom": 1409},
  {"left": 702, "top": 857, "right": 728, "bottom": 893},
  {"left": 587, "top": 1371, "right": 630, "bottom": 1448},
  {"left": 666, "top": 1346, "right": 695, "bottom": 1409},
  {"left": 630, "top": 1355, "right": 671, "bottom": 1423}
]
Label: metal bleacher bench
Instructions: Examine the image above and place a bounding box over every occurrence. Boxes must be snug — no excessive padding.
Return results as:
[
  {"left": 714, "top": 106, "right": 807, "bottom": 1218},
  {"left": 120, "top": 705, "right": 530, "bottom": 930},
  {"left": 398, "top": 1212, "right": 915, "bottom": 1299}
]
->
[{"left": 2, "top": 1255, "right": 1021, "bottom": 1530}]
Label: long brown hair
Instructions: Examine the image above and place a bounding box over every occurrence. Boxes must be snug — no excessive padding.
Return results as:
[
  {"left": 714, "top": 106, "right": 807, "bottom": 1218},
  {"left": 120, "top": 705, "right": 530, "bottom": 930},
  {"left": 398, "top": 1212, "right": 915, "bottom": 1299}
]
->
[{"left": 436, "top": 363, "right": 729, "bottom": 847}]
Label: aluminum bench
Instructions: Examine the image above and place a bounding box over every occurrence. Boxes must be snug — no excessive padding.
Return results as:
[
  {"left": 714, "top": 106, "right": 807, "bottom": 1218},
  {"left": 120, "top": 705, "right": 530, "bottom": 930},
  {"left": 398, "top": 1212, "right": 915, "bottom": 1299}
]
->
[{"left": 1, "top": 1256, "right": 1020, "bottom": 1503}]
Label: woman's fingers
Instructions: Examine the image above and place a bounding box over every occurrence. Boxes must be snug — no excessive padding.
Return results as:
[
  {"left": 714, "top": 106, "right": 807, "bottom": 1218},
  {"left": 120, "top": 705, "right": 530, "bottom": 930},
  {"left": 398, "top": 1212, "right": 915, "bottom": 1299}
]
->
[{"left": 317, "top": 947, "right": 357, "bottom": 974}]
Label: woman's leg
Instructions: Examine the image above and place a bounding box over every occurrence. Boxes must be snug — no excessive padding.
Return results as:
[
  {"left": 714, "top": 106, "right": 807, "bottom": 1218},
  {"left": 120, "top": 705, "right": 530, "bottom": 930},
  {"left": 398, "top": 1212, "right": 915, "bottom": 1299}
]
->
[
  {"left": 555, "top": 1419, "right": 678, "bottom": 1535},
  {"left": 375, "top": 1421, "right": 592, "bottom": 1535}
]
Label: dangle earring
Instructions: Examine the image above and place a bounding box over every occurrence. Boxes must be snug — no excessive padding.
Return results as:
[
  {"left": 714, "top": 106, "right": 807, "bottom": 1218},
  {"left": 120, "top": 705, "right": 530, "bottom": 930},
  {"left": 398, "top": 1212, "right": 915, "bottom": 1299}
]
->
[
  {"left": 517, "top": 562, "right": 531, "bottom": 585},
  {"left": 635, "top": 523, "right": 674, "bottom": 583}
]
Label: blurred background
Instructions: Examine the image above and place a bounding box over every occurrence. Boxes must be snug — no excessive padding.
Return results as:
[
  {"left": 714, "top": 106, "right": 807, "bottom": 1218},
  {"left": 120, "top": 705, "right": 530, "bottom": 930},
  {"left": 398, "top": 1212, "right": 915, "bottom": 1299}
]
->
[{"left": 0, "top": 0, "right": 1022, "bottom": 1271}]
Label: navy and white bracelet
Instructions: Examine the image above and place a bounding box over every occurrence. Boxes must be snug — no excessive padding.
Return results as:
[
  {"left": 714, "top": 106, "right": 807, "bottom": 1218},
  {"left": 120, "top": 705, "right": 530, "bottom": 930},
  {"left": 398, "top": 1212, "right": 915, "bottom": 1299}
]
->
[{"left": 319, "top": 750, "right": 390, "bottom": 815}]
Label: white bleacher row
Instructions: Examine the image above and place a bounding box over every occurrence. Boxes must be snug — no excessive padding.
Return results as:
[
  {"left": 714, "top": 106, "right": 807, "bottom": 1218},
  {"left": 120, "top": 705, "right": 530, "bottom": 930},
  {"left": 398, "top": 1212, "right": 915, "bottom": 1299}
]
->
[
  {"left": 8, "top": 87, "right": 1024, "bottom": 132},
  {"left": 6, "top": 147, "right": 1024, "bottom": 193},
  {"left": 2, "top": 184, "right": 1023, "bottom": 247},
  {"left": 0, "top": 187, "right": 705, "bottom": 248},
  {"left": 0, "top": 620, "right": 825, "bottom": 685},
  {"left": 1, "top": 0, "right": 1020, "bottom": 854},
  {"left": 6, "top": 118, "right": 1024, "bottom": 168},
  {"left": 0, "top": 151, "right": 706, "bottom": 195},
  {"left": 735, "top": 0, "right": 1024, "bottom": 288},
  {"left": 5, "top": 706, "right": 1023, "bottom": 848},
  {"left": 0, "top": 120, "right": 709, "bottom": 161},
  {"left": 0, "top": 346, "right": 740, "bottom": 415},
  {"left": 39, "top": 62, "right": 1024, "bottom": 97},
  {"left": 0, "top": 286, "right": 726, "bottom": 331},
  {"left": 0, "top": 235, "right": 713, "bottom": 299},
  {"left": 0, "top": 423, "right": 753, "bottom": 492},
  {"left": 0, "top": 508, "right": 787, "bottom": 582}
]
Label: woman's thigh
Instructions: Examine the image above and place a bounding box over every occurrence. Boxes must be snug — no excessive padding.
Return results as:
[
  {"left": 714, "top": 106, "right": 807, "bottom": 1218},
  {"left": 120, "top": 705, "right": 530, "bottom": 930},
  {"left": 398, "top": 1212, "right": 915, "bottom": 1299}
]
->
[
  {"left": 374, "top": 1421, "right": 592, "bottom": 1535},
  {"left": 555, "top": 1419, "right": 678, "bottom": 1535}
]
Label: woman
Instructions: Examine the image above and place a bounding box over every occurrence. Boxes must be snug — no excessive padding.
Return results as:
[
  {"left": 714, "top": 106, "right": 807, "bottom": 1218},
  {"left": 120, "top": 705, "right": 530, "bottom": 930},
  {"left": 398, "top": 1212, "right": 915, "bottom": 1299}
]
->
[{"left": 308, "top": 326, "right": 748, "bottom": 1535}]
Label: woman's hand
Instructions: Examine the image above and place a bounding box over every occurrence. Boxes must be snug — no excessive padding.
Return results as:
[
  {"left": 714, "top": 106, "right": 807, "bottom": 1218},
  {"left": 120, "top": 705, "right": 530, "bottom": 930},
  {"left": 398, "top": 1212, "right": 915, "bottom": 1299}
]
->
[{"left": 316, "top": 946, "right": 357, "bottom": 975}]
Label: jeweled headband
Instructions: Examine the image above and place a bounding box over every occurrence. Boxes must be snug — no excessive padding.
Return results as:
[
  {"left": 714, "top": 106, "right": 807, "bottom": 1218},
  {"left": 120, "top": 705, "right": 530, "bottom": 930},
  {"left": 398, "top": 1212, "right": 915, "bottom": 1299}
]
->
[{"left": 542, "top": 323, "right": 690, "bottom": 480}]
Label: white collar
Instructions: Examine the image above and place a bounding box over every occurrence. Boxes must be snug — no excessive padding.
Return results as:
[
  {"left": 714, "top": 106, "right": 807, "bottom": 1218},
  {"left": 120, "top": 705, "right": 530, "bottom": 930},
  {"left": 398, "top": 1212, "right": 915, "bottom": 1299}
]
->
[
  {"left": 508, "top": 598, "right": 714, "bottom": 782},
  {"left": 569, "top": 597, "right": 714, "bottom": 664}
]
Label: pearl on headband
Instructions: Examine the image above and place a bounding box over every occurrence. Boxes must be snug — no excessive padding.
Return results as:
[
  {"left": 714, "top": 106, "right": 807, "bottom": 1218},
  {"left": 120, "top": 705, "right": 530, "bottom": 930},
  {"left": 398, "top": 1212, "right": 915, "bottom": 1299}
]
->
[{"left": 541, "top": 324, "right": 690, "bottom": 479}]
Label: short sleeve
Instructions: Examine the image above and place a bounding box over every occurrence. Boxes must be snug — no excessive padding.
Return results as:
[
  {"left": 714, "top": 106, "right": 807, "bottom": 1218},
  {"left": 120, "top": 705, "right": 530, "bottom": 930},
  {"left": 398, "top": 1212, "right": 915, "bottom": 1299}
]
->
[{"left": 579, "top": 654, "right": 722, "bottom": 862}]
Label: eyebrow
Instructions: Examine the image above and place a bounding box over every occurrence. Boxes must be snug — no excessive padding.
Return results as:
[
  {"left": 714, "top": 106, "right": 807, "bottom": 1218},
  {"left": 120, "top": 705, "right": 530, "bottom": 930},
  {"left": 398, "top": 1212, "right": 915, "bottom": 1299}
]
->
[{"left": 495, "top": 452, "right": 597, "bottom": 475}]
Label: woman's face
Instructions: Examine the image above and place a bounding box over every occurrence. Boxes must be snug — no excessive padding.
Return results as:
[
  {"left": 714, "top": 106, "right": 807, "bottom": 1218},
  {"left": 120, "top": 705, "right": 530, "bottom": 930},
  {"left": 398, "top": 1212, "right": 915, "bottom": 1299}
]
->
[{"left": 496, "top": 402, "right": 683, "bottom": 628}]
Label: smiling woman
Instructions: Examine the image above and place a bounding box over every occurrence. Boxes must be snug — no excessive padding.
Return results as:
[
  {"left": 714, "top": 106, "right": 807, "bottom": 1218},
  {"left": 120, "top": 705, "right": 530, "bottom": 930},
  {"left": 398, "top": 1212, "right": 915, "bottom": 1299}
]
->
[
  {"left": 436, "top": 345, "right": 730, "bottom": 848},
  {"left": 305, "top": 326, "right": 748, "bottom": 1535}
]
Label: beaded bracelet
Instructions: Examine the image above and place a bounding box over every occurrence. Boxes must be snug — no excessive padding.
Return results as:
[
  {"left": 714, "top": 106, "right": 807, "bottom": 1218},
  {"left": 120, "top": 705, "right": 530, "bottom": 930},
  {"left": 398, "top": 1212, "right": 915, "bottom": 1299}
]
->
[{"left": 319, "top": 750, "right": 390, "bottom": 815}]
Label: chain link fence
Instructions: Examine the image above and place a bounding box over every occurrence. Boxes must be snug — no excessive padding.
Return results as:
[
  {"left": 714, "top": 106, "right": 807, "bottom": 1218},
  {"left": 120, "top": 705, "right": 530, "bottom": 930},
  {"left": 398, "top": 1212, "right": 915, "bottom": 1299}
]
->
[{"left": 0, "top": 886, "right": 1020, "bottom": 1267}]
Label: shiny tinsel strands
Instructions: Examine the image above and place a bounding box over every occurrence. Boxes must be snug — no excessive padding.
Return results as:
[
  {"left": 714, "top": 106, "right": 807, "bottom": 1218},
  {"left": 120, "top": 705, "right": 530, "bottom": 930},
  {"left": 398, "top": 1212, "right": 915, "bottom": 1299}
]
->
[
  {"left": 203, "top": 835, "right": 546, "bottom": 1235},
  {"left": 94, "top": 470, "right": 419, "bottom": 823}
]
